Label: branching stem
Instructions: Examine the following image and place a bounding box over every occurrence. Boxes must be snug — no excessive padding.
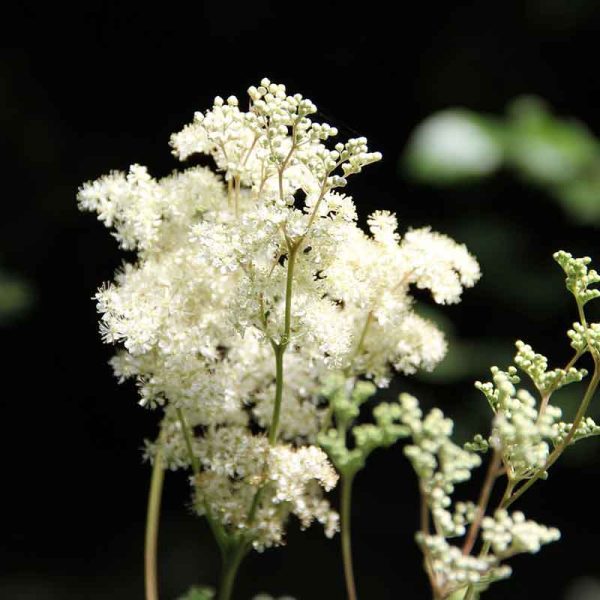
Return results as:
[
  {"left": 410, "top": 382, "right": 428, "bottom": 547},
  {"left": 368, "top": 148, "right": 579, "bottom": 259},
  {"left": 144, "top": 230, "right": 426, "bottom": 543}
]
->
[
  {"left": 462, "top": 449, "right": 502, "bottom": 556},
  {"left": 267, "top": 242, "right": 298, "bottom": 444},
  {"left": 218, "top": 541, "right": 249, "bottom": 600},
  {"left": 341, "top": 472, "right": 358, "bottom": 600},
  {"left": 463, "top": 361, "right": 600, "bottom": 600},
  {"left": 145, "top": 434, "right": 165, "bottom": 600}
]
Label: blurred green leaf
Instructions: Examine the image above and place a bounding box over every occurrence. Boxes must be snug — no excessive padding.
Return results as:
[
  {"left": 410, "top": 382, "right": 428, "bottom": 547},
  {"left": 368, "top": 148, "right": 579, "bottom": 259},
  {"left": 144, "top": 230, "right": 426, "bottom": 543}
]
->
[
  {"left": 403, "top": 109, "right": 504, "bottom": 184},
  {"left": 556, "top": 173, "right": 600, "bottom": 224},
  {"left": 403, "top": 96, "right": 600, "bottom": 227},
  {"left": 507, "top": 96, "right": 600, "bottom": 186},
  {"left": 0, "top": 271, "right": 34, "bottom": 324},
  {"left": 176, "top": 586, "right": 215, "bottom": 600}
]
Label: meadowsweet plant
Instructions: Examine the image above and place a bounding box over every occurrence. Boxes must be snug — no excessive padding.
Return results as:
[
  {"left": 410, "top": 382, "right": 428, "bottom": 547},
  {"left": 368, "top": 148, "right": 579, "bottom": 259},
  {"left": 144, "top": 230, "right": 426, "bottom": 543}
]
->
[
  {"left": 77, "top": 78, "right": 600, "bottom": 600},
  {"left": 400, "top": 251, "right": 600, "bottom": 600}
]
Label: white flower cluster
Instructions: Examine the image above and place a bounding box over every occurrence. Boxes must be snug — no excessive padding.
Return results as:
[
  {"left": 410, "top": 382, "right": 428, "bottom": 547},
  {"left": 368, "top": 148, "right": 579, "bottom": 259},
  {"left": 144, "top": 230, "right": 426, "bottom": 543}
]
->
[
  {"left": 78, "top": 79, "right": 479, "bottom": 551},
  {"left": 196, "top": 427, "right": 338, "bottom": 548},
  {"left": 481, "top": 509, "right": 560, "bottom": 557}
]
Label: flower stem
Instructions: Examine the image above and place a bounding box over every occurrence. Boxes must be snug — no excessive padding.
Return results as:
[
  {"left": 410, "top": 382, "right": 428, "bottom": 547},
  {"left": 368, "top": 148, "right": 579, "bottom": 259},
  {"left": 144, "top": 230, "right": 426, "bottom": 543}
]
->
[
  {"left": 268, "top": 344, "right": 285, "bottom": 444},
  {"left": 218, "top": 541, "right": 248, "bottom": 600},
  {"left": 245, "top": 242, "right": 299, "bottom": 538},
  {"left": 177, "top": 407, "right": 200, "bottom": 474},
  {"left": 176, "top": 407, "right": 229, "bottom": 554},
  {"left": 341, "top": 472, "right": 358, "bottom": 600},
  {"left": 145, "top": 436, "right": 165, "bottom": 600},
  {"left": 282, "top": 244, "right": 298, "bottom": 346},
  {"left": 464, "top": 586, "right": 478, "bottom": 600},
  {"left": 267, "top": 242, "right": 298, "bottom": 444},
  {"left": 420, "top": 485, "right": 443, "bottom": 599},
  {"left": 538, "top": 350, "right": 583, "bottom": 422},
  {"left": 178, "top": 406, "right": 247, "bottom": 598},
  {"left": 462, "top": 448, "right": 501, "bottom": 556}
]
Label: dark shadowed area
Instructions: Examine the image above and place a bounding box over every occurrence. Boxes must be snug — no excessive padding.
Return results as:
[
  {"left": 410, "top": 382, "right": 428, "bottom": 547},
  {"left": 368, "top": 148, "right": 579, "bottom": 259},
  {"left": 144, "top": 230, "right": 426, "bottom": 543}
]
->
[{"left": 4, "top": 2, "right": 600, "bottom": 599}]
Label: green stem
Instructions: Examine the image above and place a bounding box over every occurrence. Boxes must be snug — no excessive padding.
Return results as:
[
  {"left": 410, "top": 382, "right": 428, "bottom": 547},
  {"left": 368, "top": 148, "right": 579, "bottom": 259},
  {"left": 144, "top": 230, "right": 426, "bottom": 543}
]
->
[
  {"left": 176, "top": 408, "right": 229, "bottom": 555},
  {"left": 267, "top": 243, "right": 298, "bottom": 444},
  {"left": 269, "top": 344, "right": 285, "bottom": 445},
  {"left": 577, "top": 298, "right": 588, "bottom": 328},
  {"left": 342, "top": 311, "right": 373, "bottom": 378},
  {"left": 341, "top": 472, "right": 358, "bottom": 600},
  {"left": 464, "top": 586, "right": 478, "bottom": 600},
  {"left": 538, "top": 350, "right": 583, "bottom": 421},
  {"left": 218, "top": 541, "right": 248, "bottom": 600},
  {"left": 234, "top": 176, "right": 240, "bottom": 218},
  {"left": 145, "top": 437, "right": 165, "bottom": 600},
  {"left": 177, "top": 407, "right": 200, "bottom": 475},
  {"left": 179, "top": 404, "right": 246, "bottom": 599},
  {"left": 243, "top": 241, "right": 299, "bottom": 560},
  {"left": 354, "top": 312, "right": 373, "bottom": 358},
  {"left": 282, "top": 244, "right": 298, "bottom": 346}
]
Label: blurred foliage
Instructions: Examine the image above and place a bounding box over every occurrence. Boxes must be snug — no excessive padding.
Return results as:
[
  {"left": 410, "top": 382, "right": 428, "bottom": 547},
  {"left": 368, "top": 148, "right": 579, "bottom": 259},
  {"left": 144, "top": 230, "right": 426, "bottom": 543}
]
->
[
  {"left": 176, "top": 586, "right": 215, "bottom": 600},
  {"left": 0, "top": 267, "right": 34, "bottom": 325},
  {"left": 402, "top": 98, "right": 600, "bottom": 462},
  {"left": 564, "top": 577, "right": 600, "bottom": 600},
  {"left": 403, "top": 96, "right": 600, "bottom": 225},
  {"left": 403, "top": 109, "right": 504, "bottom": 184}
]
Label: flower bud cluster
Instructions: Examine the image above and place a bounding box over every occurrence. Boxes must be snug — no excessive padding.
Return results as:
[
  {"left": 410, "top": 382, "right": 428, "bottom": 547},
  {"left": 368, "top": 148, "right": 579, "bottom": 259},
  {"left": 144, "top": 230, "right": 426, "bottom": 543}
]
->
[
  {"left": 464, "top": 433, "right": 490, "bottom": 453},
  {"left": 409, "top": 251, "right": 596, "bottom": 599},
  {"left": 405, "top": 381, "right": 563, "bottom": 597},
  {"left": 318, "top": 379, "right": 410, "bottom": 476},
  {"left": 399, "top": 395, "right": 481, "bottom": 537},
  {"left": 515, "top": 340, "right": 587, "bottom": 395},
  {"left": 477, "top": 368, "right": 562, "bottom": 479},
  {"left": 552, "top": 416, "right": 600, "bottom": 446},
  {"left": 569, "top": 322, "right": 600, "bottom": 355},
  {"left": 416, "top": 534, "right": 511, "bottom": 591},
  {"left": 481, "top": 509, "right": 560, "bottom": 556},
  {"left": 554, "top": 251, "right": 600, "bottom": 306}
]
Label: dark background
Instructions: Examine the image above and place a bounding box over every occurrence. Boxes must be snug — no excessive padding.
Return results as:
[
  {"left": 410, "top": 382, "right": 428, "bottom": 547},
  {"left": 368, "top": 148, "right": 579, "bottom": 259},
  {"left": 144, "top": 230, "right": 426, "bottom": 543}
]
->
[{"left": 4, "top": 1, "right": 600, "bottom": 599}]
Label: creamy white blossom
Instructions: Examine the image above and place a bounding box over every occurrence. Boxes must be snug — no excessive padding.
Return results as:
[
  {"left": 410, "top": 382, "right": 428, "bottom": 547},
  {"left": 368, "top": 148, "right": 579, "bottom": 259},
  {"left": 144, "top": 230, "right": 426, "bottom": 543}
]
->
[{"left": 78, "top": 78, "right": 479, "bottom": 554}]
